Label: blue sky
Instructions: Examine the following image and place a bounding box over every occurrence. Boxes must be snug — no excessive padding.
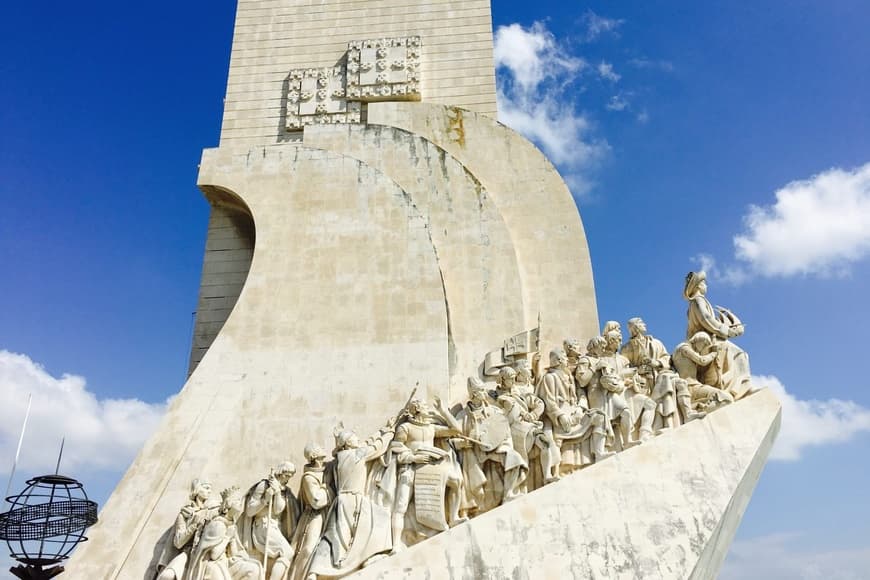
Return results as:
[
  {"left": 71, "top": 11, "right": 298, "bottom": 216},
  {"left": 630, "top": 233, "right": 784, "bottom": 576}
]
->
[{"left": 2, "top": 1, "right": 869, "bottom": 577}]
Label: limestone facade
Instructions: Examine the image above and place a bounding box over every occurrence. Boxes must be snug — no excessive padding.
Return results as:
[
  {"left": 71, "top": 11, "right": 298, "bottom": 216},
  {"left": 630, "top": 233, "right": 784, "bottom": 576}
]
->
[
  {"left": 189, "top": 0, "right": 503, "bottom": 378},
  {"left": 221, "top": 0, "right": 497, "bottom": 146}
]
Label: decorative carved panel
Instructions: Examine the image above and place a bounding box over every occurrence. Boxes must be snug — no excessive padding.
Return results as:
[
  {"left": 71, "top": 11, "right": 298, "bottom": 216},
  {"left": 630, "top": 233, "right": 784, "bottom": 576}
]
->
[
  {"left": 284, "top": 36, "right": 422, "bottom": 131},
  {"left": 286, "top": 66, "right": 362, "bottom": 131},
  {"left": 347, "top": 36, "right": 422, "bottom": 102}
]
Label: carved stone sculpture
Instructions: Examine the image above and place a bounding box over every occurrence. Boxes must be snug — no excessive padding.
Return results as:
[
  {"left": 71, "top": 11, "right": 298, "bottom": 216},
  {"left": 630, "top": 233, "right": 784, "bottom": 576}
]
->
[
  {"left": 602, "top": 331, "right": 657, "bottom": 443},
  {"left": 241, "top": 463, "right": 297, "bottom": 580},
  {"left": 307, "top": 423, "right": 395, "bottom": 577},
  {"left": 621, "top": 318, "right": 670, "bottom": 388},
  {"left": 454, "top": 377, "right": 527, "bottom": 514},
  {"left": 673, "top": 331, "right": 735, "bottom": 411},
  {"left": 151, "top": 297, "right": 761, "bottom": 580},
  {"left": 684, "top": 271, "right": 752, "bottom": 399},
  {"left": 389, "top": 398, "right": 464, "bottom": 550},
  {"left": 622, "top": 317, "right": 703, "bottom": 428},
  {"left": 536, "top": 349, "right": 609, "bottom": 473},
  {"left": 563, "top": 338, "right": 583, "bottom": 377},
  {"left": 592, "top": 364, "right": 635, "bottom": 452},
  {"left": 575, "top": 336, "right": 604, "bottom": 417},
  {"left": 150, "top": 278, "right": 762, "bottom": 580},
  {"left": 149, "top": 268, "right": 766, "bottom": 580},
  {"left": 185, "top": 486, "right": 262, "bottom": 580},
  {"left": 512, "top": 359, "right": 536, "bottom": 396},
  {"left": 156, "top": 479, "right": 220, "bottom": 580},
  {"left": 496, "top": 367, "right": 560, "bottom": 490},
  {"left": 288, "top": 445, "right": 333, "bottom": 580},
  {"left": 602, "top": 320, "right": 622, "bottom": 344}
]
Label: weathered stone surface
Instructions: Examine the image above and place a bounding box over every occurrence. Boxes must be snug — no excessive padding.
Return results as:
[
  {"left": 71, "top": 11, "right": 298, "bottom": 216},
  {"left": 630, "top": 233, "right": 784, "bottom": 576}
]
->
[
  {"left": 350, "top": 388, "right": 781, "bottom": 580},
  {"left": 368, "top": 102, "right": 599, "bottom": 345},
  {"left": 220, "top": 0, "right": 498, "bottom": 146},
  {"left": 66, "top": 146, "right": 453, "bottom": 578},
  {"left": 303, "top": 123, "right": 526, "bottom": 394}
]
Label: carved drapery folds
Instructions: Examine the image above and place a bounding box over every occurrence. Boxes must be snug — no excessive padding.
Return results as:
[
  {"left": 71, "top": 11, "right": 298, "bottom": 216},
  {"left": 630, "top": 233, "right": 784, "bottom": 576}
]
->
[
  {"left": 285, "top": 36, "right": 422, "bottom": 131},
  {"left": 155, "top": 273, "right": 757, "bottom": 579}
]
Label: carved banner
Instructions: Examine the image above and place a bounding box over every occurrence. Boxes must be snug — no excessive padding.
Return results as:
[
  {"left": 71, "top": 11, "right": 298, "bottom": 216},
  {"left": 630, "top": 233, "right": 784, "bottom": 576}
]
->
[{"left": 413, "top": 462, "right": 449, "bottom": 532}]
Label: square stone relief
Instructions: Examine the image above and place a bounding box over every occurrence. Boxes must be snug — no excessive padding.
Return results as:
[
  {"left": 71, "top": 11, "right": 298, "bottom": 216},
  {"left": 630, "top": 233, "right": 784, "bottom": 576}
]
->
[
  {"left": 284, "top": 36, "right": 421, "bottom": 131},
  {"left": 347, "top": 36, "right": 422, "bottom": 102},
  {"left": 285, "top": 66, "right": 362, "bottom": 131}
]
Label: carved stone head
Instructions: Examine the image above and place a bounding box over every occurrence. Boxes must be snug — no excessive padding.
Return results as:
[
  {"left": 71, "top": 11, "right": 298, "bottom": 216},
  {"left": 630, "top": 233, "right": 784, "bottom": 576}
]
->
[
  {"left": 497, "top": 366, "right": 517, "bottom": 391},
  {"left": 586, "top": 335, "right": 607, "bottom": 357},
  {"left": 220, "top": 486, "right": 245, "bottom": 521},
  {"left": 407, "top": 398, "right": 431, "bottom": 421},
  {"left": 684, "top": 271, "right": 707, "bottom": 300},
  {"left": 467, "top": 376, "right": 489, "bottom": 403},
  {"left": 602, "top": 321, "right": 622, "bottom": 343},
  {"left": 549, "top": 349, "right": 568, "bottom": 370},
  {"left": 627, "top": 317, "right": 647, "bottom": 338},
  {"left": 335, "top": 429, "right": 361, "bottom": 450},
  {"left": 563, "top": 338, "right": 583, "bottom": 358},
  {"left": 189, "top": 479, "right": 213, "bottom": 503},
  {"left": 304, "top": 443, "right": 327, "bottom": 463},
  {"left": 604, "top": 331, "right": 622, "bottom": 355},
  {"left": 514, "top": 360, "right": 532, "bottom": 385},
  {"left": 689, "top": 331, "right": 713, "bottom": 352},
  {"left": 274, "top": 461, "right": 297, "bottom": 485}
]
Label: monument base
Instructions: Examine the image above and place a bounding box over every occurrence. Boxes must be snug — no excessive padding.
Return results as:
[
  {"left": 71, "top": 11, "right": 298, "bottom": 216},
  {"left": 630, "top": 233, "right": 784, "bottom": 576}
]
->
[{"left": 350, "top": 388, "right": 781, "bottom": 580}]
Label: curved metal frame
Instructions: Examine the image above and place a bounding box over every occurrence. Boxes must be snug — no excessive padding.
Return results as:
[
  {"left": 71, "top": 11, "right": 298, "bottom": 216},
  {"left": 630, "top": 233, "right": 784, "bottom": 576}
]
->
[{"left": 0, "top": 475, "right": 98, "bottom": 567}]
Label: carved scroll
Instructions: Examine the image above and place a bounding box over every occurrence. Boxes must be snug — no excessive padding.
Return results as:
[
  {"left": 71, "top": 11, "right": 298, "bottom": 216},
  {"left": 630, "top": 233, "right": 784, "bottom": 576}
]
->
[{"left": 413, "top": 462, "right": 450, "bottom": 532}]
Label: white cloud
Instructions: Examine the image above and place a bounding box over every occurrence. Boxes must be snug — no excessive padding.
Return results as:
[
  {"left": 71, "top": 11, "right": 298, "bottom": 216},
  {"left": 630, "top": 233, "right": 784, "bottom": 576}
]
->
[
  {"left": 581, "top": 10, "right": 624, "bottom": 41},
  {"left": 734, "top": 163, "right": 870, "bottom": 278},
  {"left": 752, "top": 375, "right": 870, "bottom": 462},
  {"left": 605, "top": 91, "right": 633, "bottom": 112},
  {"left": 494, "top": 22, "right": 608, "bottom": 196},
  {"left": 721, "top": 532, "right": 870, "bottom": 580},
  {"left": 628, "top": 57, "right": 675, "bottom": 72},
  {"left": 0, "top": 350, "right": 167, "bottom": 478},
  {"left": 497, "top": 95, "right": 603, "bottom": 167},
  {"left": 690, "top": 253, "right": 749, "bottom": 286},
  {"left": 705, "top": 163, "right": 870, "bottom": 283},
  {"left": 597, "top": 62, "right": 621, "bottom": 82},
  {"left": 493, "top": 22, "right": 585, "bottom": 92}
]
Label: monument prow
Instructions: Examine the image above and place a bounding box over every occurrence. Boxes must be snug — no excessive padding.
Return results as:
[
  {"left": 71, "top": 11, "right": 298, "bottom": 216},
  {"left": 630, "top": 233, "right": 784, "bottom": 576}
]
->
[{"left": 350, "top": 389, "right": 781, "bottom": 580}]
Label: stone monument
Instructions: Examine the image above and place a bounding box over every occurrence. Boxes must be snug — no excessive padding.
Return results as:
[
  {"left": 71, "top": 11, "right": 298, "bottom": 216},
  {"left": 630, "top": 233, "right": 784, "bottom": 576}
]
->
[{"left": 65, "top": 1, "right": 779, "bottom": 578}]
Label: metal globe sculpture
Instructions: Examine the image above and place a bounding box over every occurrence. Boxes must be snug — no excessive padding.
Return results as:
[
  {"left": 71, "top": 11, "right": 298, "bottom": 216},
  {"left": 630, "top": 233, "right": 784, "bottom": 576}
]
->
[{"left": 0, "top": 475, "right": 98, "bottom": 578}]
